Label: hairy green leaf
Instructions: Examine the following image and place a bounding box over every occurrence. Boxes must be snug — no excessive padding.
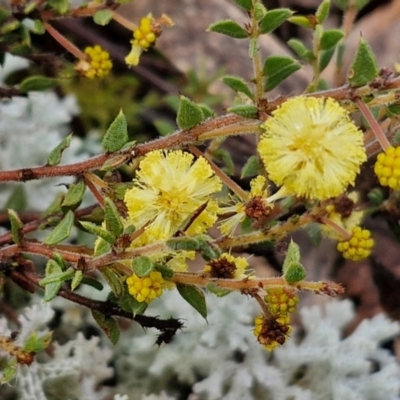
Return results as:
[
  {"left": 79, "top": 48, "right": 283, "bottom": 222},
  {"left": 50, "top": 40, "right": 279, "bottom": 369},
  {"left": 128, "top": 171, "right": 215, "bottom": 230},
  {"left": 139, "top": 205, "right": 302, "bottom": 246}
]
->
[
  {"left": 102, "top": 110, "right": 128, "bottom": 152},
  {"left": 177, "top": 283, "right": 207, "bottom": 319},
  {"left": 92, "top": 310, "right": 120, "bottom": 344},
  {"left": 47, "top": 133, "right": 72, "bottom": 166},
  {"left": 259, "top": 8, "right": 293, "bottom": 34},
  {"left": 207, "top": 20, "right": 248, "bottom": 39},
  {"left": 176, "top": 95, "right": 204, "bottom": 130},
  {"left": 264, "top": 55, "right": 301, "bottom": 91},
  {"left": 44, "top": 210, "right": 74, "bottom": 245}
]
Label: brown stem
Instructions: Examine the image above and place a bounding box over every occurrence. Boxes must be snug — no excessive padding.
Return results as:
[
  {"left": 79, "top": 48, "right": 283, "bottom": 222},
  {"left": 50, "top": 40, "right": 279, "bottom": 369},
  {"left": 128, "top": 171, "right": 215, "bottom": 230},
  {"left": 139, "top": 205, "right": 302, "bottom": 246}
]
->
[{"left": 7, "top": 268, "right": 183, "bottom": 333}]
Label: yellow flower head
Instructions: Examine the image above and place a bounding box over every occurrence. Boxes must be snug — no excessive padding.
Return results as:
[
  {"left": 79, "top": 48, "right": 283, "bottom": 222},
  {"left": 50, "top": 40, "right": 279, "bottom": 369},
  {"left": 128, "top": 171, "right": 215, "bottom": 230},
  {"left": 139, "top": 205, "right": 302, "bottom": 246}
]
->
[
  {"left": 337, "top": 226, "right": 374, "bottom": 261},
  {"left": 125, "top": 13, "right": 173, "bottom": 67},
  {"left": 76, "top": 45, "right": 112, "bottom": 79},
  {"left": 374, "top": 146, "right": 400, "bottom": 190},
  {"left": 124, "top": 150, "right": 222, "bottom": 242},
  {"left": 126, "top": 270, "right": 165, "bottom": 303},
  {"left": 258, "top": 97, "right": 366, "bottom": 200}
]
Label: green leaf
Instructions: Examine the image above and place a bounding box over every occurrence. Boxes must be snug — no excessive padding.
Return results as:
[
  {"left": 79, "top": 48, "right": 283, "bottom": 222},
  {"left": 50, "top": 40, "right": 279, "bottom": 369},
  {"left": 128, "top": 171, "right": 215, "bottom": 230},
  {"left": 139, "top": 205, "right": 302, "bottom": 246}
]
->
[
  {"left": 176, "top": 95, "right": 205, "bottom": 130},
  {"left": 282, "top": 240, "right": 306, "bottom": 283},
  {"left": 61, "top": 180, "right": 85, "bottom": 208},
  {"left": 47, "top": 134, "right": 72, "bottom": 166},
  {"left": 47, "top": 0, "right": 69, "bottom": 14},
  {"left": 1, "top": 359, "right": 18, "bottom": 385},
  {"left": 99, "top": 265, "right": 125, "bottom": 297},
  {"left": 93, "top": 9, "right": 113, "bottom": 25},
  {"left": 259, "top": 8, "right": 293, "bottom": 34},
  {"left": 102, "top": 110, "right": 128, "bottom": 152},
  {"left": 79, "top": 221, "right": 116, "bottom": 244},
  {"left": 132, "top": 256, "right": 154, "bottom": 277},
  {"left": 288, "top": 15, "right": 315, "bottom": 29},
  {"left": 32, "top": 20, "right": 45, "bottom": 34},
  {"left": 319, "top": 29, "right": 344, "bottom": 50},
  {"left": 19, "top": 75, "right": 57, "bottom": 92},
  {"left": 7, "top": 209, "right": 23, "bottom": 245},
  {"left": 19, "top": 24, "right": 31, "bottom": 47},
  {"left": 288, "top": 39, "right": 315, "bottom": 62},
  {"left": 1, "top": 20, "right": 21, "bottom": 34},
  {"left": 23, "top": 331, "right": 52, "bottom": 353},
  {"left": 232, "top": 0, "right": 252, "bottom": 11},
  {"left": 263, "top": 55, "right": 301, "bottom": 91},
  {"left": 94, "top": 237, "right": 112, "bottom": 257},
  {"left": 248, "top": 37, "right": 258, "bottom": 59},
  {"left": 177, "top": 283, "right": 207, "bottom": 319},
  {"left": 92, "top": 310, "right": 120, "bottom": 344},
  {"left": 167, "top": 237, "right": 200, "bottom": 251},
  {"left": 41, "top": 260, "right": 62, "bottom": 301},
  {"left": 221, "top": 75, "right": 254, "bottom": 99},
  {"left": 154, "top": 264, "right": 174, "bottom": 279},
  {"left": 44, "top": 210, "right": 74, "bottom": 245},
  {"left": 39, "top": 266, "right": 75, "bottom": 286},
  {"left": 241, "top": 155, "right": 261, "bottom": 178},
  {"left": 198, "top": 104, "right": 214, "bottom": 118},
  {"left": 316, "top": 0, "right": 330, "bottom": 24},
  {"left": 227, "top": 104, "right": 258, "bottom": 118},
  {"left": 253, "top": 3, "right": 267, "bottom": 21},
  {"left": 53, "top": 252, "right": 67, "bottom": 270},
  {"left": 348, "top": 38, "right": 379, "bottom": 87},
  {"left": 319, "top": 47, "right": 336, "bottom": 72},
  {"left": 81, "top": 276, "right": 104, "bottom": 291},
  {"left": 104, "top": 197, "right": 124, "bottom": 237},
  {"left": 206, "top": 282, "right": 231, "bottom": 297},
  {"left": 5, "top": 185, "right": 27, "bottom": 211},
  {"left": 197, "top": 236, "right": 222, "bottom": 261},
  {"left": 283, "top": 261, "right": 307, "bottom": 283},
  {"left": 213, "top": 148, "right": 234, "bottom": 175},
  {"left": 207, "top": 20, "right": 248, "bottom": 39},
  {"left": 71, "top": 270, "right": 83, "bottom": 291},
  {"left": 387, "top": 104, "right": 400, "bottom": 117},
  {"left": 117, "top": 291, "right": 147, "bottom": 315}
]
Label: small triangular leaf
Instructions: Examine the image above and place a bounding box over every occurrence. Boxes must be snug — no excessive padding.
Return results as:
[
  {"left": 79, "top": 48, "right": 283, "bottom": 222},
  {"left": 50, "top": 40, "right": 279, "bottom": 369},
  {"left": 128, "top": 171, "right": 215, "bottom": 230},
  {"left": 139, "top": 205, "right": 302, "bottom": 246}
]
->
[
  {"left": 19, "top": 75, "right": 57, "bottom": 92},
  {"left": 259, "top": 8, "right": 293, "bottom": 34},
  {"left": 93, "top": 9, "right": 113, "bottom": 26},
  {"left": 241, "top": 155, "right": 261, "bottom": 178},
  {"left": 104, "top": 197, "right": 124, "bottom": 237},
  {"left": 221, "top": 75, "right": 254, "bottom": 99},
  {"left": 44, "top": 210, "right": 74, "bottom": 245},
  {"left": 177, "top": 283, "right": 207, "bottom": 319},
  {"left": 47, "top": 133, "right": 72, "bottom": 166},
  {"left": 348, "top": 38, "right": 379, "bottom": 87},
  {"left": 102, "top": 110, "right": 128, "bottom": 152},
  {"left": 263, "top": 55, "right": 301, "bottom": 91},
  {"left": 176, "top": 95, "right": 204, "bottom": 130},
  {"left": 320, "top": 29, "right": 344, "bottom": 50},
  {"left": 207, "top": 20, "right": 248, "bottom": 39},
  {"left": 62, "top": 180, "right": 86, "bottom": 207},
  {"left": 79, "top": 221, "right": 116, "bottom": 244},
  {"left": 7, "top": 209, "right": 23, "bottom": 245},
  {"left": 92, "top": 310, "right": 120, "bottom": 344}
]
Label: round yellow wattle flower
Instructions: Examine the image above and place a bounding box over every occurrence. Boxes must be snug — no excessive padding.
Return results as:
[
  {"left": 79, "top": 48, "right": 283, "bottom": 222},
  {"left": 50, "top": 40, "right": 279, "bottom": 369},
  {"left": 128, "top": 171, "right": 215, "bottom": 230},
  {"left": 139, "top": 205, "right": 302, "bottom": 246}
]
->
[
  {"left": 258, "top": 97, "right": 367, "bottom": 200},
  {"left": 124, "top": 150, "right": 222, "bottom": 242}
]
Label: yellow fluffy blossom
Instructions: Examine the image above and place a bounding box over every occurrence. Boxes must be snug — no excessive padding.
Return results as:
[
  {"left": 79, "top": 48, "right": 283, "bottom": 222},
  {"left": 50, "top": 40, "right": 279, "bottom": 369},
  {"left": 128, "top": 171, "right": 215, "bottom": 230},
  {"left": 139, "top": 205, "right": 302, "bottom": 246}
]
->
[
  {"left": 253, "top": 314, "right": 292, "bottom": 351},
  {"left": 219, "top": 175, "right": 272, "bottom": 236},
  {"left": 337, "top": 226, "right": 374, "bottom": 261},
  {"left": 126, "top": 270, "right": 165, "bottom": 303},
  {"left": 124, "top": 150, "right": 222, "bottom": 242},
  {"left": 374, "top": 146, "right": 400, "bottom": 190},
  {"left": 258, "top": 97, "right": 366, "bottom": 200},
  {"left": 203, "top": 252, "right": 249, "bottom": 279},
  {"left": 75, "top": 45, "right": 112, "bottom": 79}
]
